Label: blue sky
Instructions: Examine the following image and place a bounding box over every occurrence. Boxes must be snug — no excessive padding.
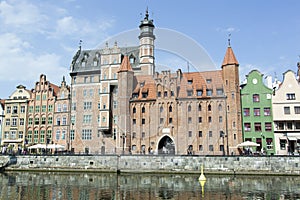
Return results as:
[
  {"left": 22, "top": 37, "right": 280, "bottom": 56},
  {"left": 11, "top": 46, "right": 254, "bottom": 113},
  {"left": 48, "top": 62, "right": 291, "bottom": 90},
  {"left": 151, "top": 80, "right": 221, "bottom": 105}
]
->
[{"left": 0, "top": 0, "right": 299, "bottom": 98}]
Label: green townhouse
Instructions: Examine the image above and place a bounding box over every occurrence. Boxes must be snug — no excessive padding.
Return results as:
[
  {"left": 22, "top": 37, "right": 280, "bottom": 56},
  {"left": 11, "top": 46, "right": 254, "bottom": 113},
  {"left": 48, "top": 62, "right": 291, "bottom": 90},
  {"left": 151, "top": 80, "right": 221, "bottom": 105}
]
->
[{"left": 240, "top": 70, "right": 275, "bottom": 155}]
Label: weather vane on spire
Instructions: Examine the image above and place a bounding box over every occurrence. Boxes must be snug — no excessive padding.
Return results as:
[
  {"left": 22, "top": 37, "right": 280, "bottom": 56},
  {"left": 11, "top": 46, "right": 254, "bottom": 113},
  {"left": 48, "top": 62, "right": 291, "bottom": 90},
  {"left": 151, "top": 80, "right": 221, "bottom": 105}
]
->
[{"left": 228, "top": 33, "right": 231, "bottom": 47}]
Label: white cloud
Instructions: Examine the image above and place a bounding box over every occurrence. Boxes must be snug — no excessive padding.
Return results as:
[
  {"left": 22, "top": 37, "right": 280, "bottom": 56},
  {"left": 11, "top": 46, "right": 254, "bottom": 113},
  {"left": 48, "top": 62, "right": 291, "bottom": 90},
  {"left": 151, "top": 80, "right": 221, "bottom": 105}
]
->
[
  {"left": 216, "top": 27, "right": 240, "bottom": 33},
  {"left": 0, "top": 0, "right": 46, "bottom": 30},
  {"left": 0, "top": 33, "right": 67, "bottom": 83}
]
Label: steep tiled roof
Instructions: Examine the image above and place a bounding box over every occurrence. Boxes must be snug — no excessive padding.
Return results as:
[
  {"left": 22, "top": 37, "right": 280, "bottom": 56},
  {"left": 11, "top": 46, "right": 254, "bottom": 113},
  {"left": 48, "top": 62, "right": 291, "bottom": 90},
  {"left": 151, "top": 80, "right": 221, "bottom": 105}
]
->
[
  {"left": 50, "top": 83, "right": 60, "bottom": 96},
  {"left": 118, "top": 56, "right": 132, "bottom": 72},
  {"left": 222, "top": 46, "right": 239, "bottom": 67},
  {"left": 132, "top": 75, "right": 156, "bottom": 100},
  {"left": 178, "top": 70, "right": 224, "bottom": 98}
]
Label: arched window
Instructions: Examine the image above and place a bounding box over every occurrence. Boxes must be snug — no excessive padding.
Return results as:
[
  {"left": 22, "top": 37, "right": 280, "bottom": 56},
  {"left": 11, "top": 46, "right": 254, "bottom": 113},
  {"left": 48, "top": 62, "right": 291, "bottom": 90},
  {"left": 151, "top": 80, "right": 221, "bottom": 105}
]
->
[
  {"left": 198, "top": 104, "right": 202, "bottom": 111},
  {"left": 169, "top": 105, "right": 172, "bottom": 112},
  {"left": 188, "top": 105, "right": 191, "bottom": 112},
  {"left": 142, "top": 107, "right": 145, "bottom": 113},
  {"left": 208, "top": 104, "right": 212, "bottom": 111},
  {"left": 160, "top": 106, "right": 163, "bottom": 113},
  {"left": 218, "top": 104, "right": 222, "bottom": 111},
  {"left": 133, "top": 107, "right": 136, "bottom": 114}
]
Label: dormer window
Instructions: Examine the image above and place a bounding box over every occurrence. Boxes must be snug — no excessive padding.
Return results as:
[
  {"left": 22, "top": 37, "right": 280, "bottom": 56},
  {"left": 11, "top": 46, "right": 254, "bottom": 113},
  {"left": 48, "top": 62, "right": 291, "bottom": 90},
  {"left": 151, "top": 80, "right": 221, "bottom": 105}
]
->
[
  {"left": 206, "top": 79, "right": 212, "bottom": 83},
  {"left": 142, "top": 92, "right": 148, "bottom": 98},
  {"left": 132, "top": 93, "right": 138, "bottom": 98}
]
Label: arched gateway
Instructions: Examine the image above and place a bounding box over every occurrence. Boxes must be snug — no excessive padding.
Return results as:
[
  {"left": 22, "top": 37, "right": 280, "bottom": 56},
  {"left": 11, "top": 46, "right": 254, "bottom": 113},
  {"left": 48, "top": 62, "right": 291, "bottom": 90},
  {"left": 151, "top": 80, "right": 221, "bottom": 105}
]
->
[{"left": 157, "top": 135, "right": 175, "bottom": 154}]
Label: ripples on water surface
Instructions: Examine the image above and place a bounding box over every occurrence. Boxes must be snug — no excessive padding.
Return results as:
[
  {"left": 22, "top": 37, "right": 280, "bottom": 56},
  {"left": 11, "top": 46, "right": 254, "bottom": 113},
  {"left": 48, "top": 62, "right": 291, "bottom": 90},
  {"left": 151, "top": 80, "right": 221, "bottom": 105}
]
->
[{"left": 0, "top": 172, "right": 299, "bottom": 200}]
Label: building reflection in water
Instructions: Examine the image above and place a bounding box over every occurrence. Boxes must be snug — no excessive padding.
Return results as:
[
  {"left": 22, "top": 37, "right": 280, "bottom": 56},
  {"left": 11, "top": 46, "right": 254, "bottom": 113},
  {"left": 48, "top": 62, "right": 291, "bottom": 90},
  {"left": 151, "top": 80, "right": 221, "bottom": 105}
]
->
[{"left": 0, "top": 172, "right": 300, "bottom": 199}]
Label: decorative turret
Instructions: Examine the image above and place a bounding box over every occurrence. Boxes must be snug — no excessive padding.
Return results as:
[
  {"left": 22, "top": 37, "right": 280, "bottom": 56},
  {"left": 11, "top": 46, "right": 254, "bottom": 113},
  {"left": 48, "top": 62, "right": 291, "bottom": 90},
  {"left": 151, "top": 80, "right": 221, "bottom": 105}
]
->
[{"left": 139, "top": 8, "right": 155, "bottom": 75}]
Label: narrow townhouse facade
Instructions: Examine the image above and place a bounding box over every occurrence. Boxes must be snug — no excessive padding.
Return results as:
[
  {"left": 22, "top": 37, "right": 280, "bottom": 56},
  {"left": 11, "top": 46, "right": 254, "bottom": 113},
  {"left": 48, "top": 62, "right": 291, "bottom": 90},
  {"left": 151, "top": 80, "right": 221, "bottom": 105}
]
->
[
  {"left": 0, "top": 100, "right": 4, "bottom": 145},
  {"left": 26, "top": 74, "right": 60, "bottom": 150},
  {"left": 240, "top": 70, "right": 275, "bottom": 155},
  {"left": 53, "top": 76, "right": 71, "bottom": 150},
  {"left": 1, "top": 85, "right": 31, "bottom": 153},
  {"left": 272, "top": 68, "right": 300, "bottom": 155}
]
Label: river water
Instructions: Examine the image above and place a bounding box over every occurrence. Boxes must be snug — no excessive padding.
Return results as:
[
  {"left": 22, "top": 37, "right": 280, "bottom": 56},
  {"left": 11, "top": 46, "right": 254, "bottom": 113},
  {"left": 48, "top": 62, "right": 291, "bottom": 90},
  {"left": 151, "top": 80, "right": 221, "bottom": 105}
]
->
[{"left": 0, "top": 171, "right": 299, "bottom": 200}]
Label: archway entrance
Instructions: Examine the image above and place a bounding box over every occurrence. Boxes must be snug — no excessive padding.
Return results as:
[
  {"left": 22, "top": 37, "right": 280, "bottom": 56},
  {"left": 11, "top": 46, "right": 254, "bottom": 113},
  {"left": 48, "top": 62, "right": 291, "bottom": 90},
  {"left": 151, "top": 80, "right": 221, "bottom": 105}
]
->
[{"left": 158, "top": 136, "right": 175, "bottom": 154}]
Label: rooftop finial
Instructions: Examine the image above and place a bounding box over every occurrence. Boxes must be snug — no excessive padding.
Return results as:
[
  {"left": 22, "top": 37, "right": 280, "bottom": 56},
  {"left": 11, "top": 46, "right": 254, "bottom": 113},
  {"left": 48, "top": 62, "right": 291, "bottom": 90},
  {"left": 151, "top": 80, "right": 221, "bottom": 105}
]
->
[
  {"left": 79, "top": 40, "right": 82, "bottom": 50},
  {"left": 145, "top": 7, "right": 149, "bottom": 20},
  {"left": 228, "top": 33, "right": 231, "bottom": 47}
]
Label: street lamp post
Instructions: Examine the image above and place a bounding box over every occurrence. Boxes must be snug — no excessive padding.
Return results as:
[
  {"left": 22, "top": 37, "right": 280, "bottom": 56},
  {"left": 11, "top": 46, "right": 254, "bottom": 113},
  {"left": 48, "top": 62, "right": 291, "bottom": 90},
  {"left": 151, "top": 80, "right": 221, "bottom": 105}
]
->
[{"left": 122, "top": 132, "right": 126, "bottom": 155}]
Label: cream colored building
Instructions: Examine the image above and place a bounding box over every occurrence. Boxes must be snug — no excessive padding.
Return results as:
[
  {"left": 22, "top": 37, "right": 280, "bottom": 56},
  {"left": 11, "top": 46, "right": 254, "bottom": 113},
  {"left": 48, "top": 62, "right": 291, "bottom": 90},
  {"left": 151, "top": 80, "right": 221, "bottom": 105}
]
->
[
  {"left": 1, "top": 85, "right": 31, "bottom": 152},
  {"left": 272, "top": 69, "right": 300, "bottom": 155}
]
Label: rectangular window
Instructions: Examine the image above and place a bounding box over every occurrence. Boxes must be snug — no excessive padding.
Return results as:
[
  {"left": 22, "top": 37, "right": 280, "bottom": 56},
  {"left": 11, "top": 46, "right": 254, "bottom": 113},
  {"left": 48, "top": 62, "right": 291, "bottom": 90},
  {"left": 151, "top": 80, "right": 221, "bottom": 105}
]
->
[
  {"left": 84, "top": 102, "right": 92, "bottom": 110},
  {"left": 188, "top": 117, "right": 192, "bottom": 124},
  {"left": 62, "top": 130, "right": 66, "bottom": 140},
  {"left": 208, "top": 116, "right": 212, "bottom": 123},
  {"left": 209, "top": 131, "right": 212, "bottom": 137},
  {"left": 284, "top": 107, "right": 290, "bottom": 114},
  {"left": 197, "top": 90, "right": 203, "bottom": 96},
  {"left": 12, "top": 106, "right": 18, "bottom": 114},
  {"left": 243, "top": 108, "right": 250, "bottom": 116},
  {"left": 36, "top": 95, "right": 40, "bottom": 100},
  {"left": 42, "top": 105, "right": 46, "bottom": 112},
  {"left": 206, "top": 89, "right": 212, "bottom": 96},
  {"left": 253, "top": 94, "right": 260, "bottom": 102},
  {"left": 72, "top": 103, "right": 76, "bottom": 111},
  {"left": 35, "top": 106, "right": 40, "bottom": 112},
  {"left": 20, "top": 118, "right": 24, "bottom": 126},
  {"left": 48, "top": 116, "right": 53, "bottom": 124},
  {"left": 89, "top": 89, "right": 93, "bottom": 96},
  {"left": 199, "top": 145, "right": 203, "bottom": 151},
  {"left": 198, "top": 131, "right": 202, "bottom": 137},
  {"left": 6, "top": 106, "right": 11, "bottom": 113},
  {"left": 5, "top": 119, "right": 10, "bottom": 126},
  {"left": 295, "top": 121, "right": 300, "bottom": 129},
  {"left": 12, "top": 118, "right": 17, "bottom": 126},
  {"left": 219, "top": 116, "right": 223, "bottom": 123},
  {"left": 277, "top": 122, "right": 284, "bottom": 130},
  {"left": 62, "top": 117, "right": 67, "bottom": 125},
  {"left": 198, "top": 117, "right": 202, "bottom": 123},
  {"left": 294, "top": 106, "right": 300, "bottom": 114},
  {"left": 187, "top": 90, "right": 193, "bottom": 96},
  {"left": 70, "top": 130, "right": 75, "bottom": 141},
  {"left": 169, "top": 118, "right": 173, "bottom": 124},
  {"left": 34, "top": 117, "right": 39, "bottom": 125},
  {"left": 19, "top": 131, "right": 23, "bottom": 139},
  {"left": 82, "top": 129, "right": 92, "bottom": 140},
  {"left": 56, "top": 130, "right": 60, "bottom": 140},
  {"left": 57, "top": 118, "right": 61, "bottom": 125},
  {"left": 57, "top": 104, "right": 61, "bottom": 112},
  {"left": 34, "top": 130, "right": 38, "bottom": 143},
  {"left": 188, "top": 131, "right": 192, "bottom": 137},
  {"left": 63, "top": 104, "right": 67, "bottom": 112},
  {"left": 83, "top": 115, "right": 92, "bottom": 124},
  {"left": 133, "top": 119, "right": 136, "bottom": 125},
  {"left": 244, "top": 123, "right": 251, "bottom": 131},
  {"left": 42, "top": 94, "right": 47, "bottom": 100},
  {"left": 20, "top": 106, "right": 25, "bottom": 113},
  {"left": 286, "top": 93, "right": 296, "bottom": 100},
  {"left": 254, "top": 108, "right": 260, "bottom": 116},
  {"left": 265, "top": 122, "right": 272, "bottom": 131},
  {"left": 264, "top": 108, "right": 271, "bottom": 116},
  {"left": 160, "top": 118, "right": 164, "bottom": 124},
  {"left": 142, "top": 118, "right": 145, "bottom": 125},
  {"left": 28, "top": 118, "right": 33, "bottom": 125},
  {"left": 287, "top": 122, "right": 293, "bottom": 130},
  {"left": 48, "top": 105, "right": 53, "bottom": 112},
  {"left": 40, "top": 131, "right": 45, "bottom": 143},
  {"left": 41, "top": 117, "right": 46, "bottom": 125},
  {"left": 83, "top": 89, "right": 87, "bottom": 97},
  {"left": 29, "top": 106, "right": 33, "bottom": 113},
  {"left": 216, "top": 89, "right": 223, "bottom": 95},
  {"left": 209, "top": 145, "right": 214, "bottom": 151},
  {"left": 280, "top": 139, "right": 286, "bottom": 150},
  {"left": 254, "top": 122, "right": 261, "bottom": 132}
]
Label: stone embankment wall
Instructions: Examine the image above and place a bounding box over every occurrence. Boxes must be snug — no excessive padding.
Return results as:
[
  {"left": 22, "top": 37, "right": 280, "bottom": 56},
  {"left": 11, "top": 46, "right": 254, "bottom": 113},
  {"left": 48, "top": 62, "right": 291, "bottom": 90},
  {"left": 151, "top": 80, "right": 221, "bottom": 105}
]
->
[{"left": 1, "top": 155, "right": 300, "bottom": 175}]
